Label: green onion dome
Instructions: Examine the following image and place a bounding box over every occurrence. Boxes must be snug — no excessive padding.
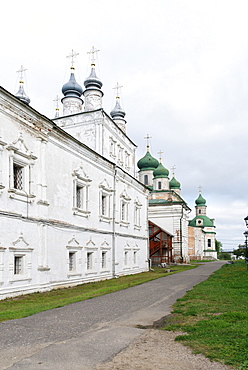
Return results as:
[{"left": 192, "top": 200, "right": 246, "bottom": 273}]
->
[
  {"left": 153, "top": 162, "right": 169, "bottom": 179},
  {"left": 169, "top": 176, "right": 181, "bottom": 189},
  {"left": 137, "top": 149, "right": 159, "bottom": 171},
  {"left": 195, "top": 193, "right": 206, "bottom": 206}
]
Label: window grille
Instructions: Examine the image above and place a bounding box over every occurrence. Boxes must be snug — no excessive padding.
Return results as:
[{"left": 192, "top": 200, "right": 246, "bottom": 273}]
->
[
  {"left": 13, "top": 164, "right": 23, "bottom": 190},
  {"left": 14, "top": 256, "right": 22, "bottom": 274}
]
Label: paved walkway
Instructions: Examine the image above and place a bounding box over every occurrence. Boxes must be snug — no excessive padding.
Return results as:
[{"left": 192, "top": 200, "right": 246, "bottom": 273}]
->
[{"left": 0, "top": 261, "right": 226, "bottom": 369}]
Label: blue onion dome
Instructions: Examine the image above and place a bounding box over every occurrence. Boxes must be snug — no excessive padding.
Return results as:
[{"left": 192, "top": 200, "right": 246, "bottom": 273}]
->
[
  {"left": 84, "top": 67, "right": 103, "bottom": 90},
  {"left": 62, "top": 71, "right": 83, "bottom": 98},
  {"left": 15, "top": 82, "right": 30, "bottom": 105},
  {"left": 195, "top": 193, "right": 206, "bottom": 206},
  {"left": 110, "top": 98, "right": 126, "bottom": 120},
  {"left": 169, "top": 176, "right": 181, "bottom": 189},
  {"left": 153, "top": 162, "right": 169, "bottom": 179},
  {"left": 137, "top": 148, "right": 159, "bottom": 171}
]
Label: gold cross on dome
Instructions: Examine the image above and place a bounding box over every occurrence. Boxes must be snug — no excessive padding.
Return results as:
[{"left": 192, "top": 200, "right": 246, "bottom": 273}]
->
[
  {"left": 144, "top": 134, "right": 152, "bottom": 148},
  {"left": 198, "top": 185, "right": 202, "bottom": 193},
  {"left": 87, "top": 46, "right": 100, "bottom": 66},
  {"left": 158, "top": 150, "right": 163, "bottom": 162},
  {"left": 66, "top": 49, "right": 79, "bottom": 69},
  {"left": 16, "top": 65, "right": 27, "bottom": 83},
  {"left": 171, "top": 165, "right": 176, "bottom": 175},
  {"left": 113, "top": 83, "right": 123, "bottom": 99}
]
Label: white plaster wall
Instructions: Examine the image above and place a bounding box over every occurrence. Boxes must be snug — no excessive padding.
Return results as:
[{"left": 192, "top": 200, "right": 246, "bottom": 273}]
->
[{"left": 0, "top": 89, "right": 149, "bottom": 299}]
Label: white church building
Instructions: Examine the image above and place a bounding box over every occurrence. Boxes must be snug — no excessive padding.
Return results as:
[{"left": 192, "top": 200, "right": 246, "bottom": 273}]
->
[
  {"left": 0, "top": 49, "right": 149, "bottom": 299},
  {"left": 137, "top": 147, "right": 191, "bottom": 262}
]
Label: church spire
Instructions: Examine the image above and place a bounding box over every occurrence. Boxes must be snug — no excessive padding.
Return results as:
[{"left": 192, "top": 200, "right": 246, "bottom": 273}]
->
[
  {"left": 83, "top": 46, "right": 103, "bottom": 111},
  {"left": 61, "top": 50, "right": 83, "bottom": 116},
  {"left": 110, "top": 83, "right": 126, "bottom": 133},
  {"left": 15, "top": 65, "right": 30, "bottom": 105},
  {"left": 195, "top": 186, "right": 207, "bottom": 216}
]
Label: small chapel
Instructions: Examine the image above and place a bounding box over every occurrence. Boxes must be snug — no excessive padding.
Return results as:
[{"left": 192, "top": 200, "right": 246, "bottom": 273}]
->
[{"left": 188, "top": 192, "right": 217, "bottom": 260}]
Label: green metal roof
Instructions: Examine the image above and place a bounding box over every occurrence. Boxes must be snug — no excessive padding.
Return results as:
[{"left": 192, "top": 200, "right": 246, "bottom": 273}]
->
[
  {"left": 169, "top": 176, "right": 181, "bottom": 189},
  {"left": 195, "top": 193, "right": 206, "bottom": 206},
  {"left": 189, "top": 215, "right": 214, "bottom": 228},
  {"left": 153, "top": 162, "right": 169, "bottom": 179},
  {"left": 137, "top": 149, "right": 159, "bottom": 172}
]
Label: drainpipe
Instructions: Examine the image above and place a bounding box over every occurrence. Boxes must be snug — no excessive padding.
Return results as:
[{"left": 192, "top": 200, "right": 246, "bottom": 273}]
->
[
  {"left": 180, "top": 204, "right": 183, "bottom": 262},
  {"left": 112, "top": 167, "right": 117, "bottom": 277}
]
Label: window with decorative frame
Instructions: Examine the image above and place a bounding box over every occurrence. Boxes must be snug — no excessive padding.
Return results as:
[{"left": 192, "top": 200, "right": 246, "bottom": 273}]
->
[
  {"left": 72, "top": 164, "right": 91, "bottom": 217},
  {"left": 109, "top": 137, "right": 116, "bottom": 158},
  {"left": 134, "top": 198, "right": 142, "bottom": 229},
  {"left": 7, "top": 134, "right": 37, "bottom": 201},
  {"left": 66, "top": 237, "right": 82, "bottom": 277},
  {"left": 125, "top": 151, "right": 130, "bottom": 170},
  {"left": 120, "top": 190, "right": 131, "bottom": 226},
  {"left": 9, "top": 233, "right": 33, "bottom": 282},
  {"left": 99, "top": 179, "right": 113, "bottom": 222}
]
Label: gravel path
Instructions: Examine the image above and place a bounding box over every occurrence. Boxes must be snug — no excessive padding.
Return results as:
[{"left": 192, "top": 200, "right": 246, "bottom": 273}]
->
[{"left": 96, "top": 329, "right": 235, "bottom": 370}]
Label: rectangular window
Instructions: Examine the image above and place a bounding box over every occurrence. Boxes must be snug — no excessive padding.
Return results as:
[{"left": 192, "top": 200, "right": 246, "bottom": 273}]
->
[
  {"left": 69, "top": 252, "right": 76, "bottom": 271},
  {"left": 76, "top": 185, "right": 83, "bottom": 208},
  {"left": 208, "top": 239, "right": 211, "bottom": 248},
  {"left": 133, "top": 251, "right": 137, "bottom": 265},
  {"left": 13, "top": 164, "right": 23, "bottom": 190},
  {"left": 102, "top": 251, "right": 107, "bottom": 268},
  {"left": 14, "top": 256, "right": 23, "bottom": 274},
  {"left": 134, "top": 206, "right": 141, "bottom": 227},
  {"left": 144, "top": 175, "right": 148, "bottom": 185},
  {"left": 101, "top": 195, "right": 107, "bottom": 215},
  {"left": 121, "top": 202, "right": 125, "bottom": 221},
  {"left": 124, "top": 251, "right": 128, "bottom": 265},
  {"left": 158, "top": 181, "right": 162, "bottom": 190},
  {"left": 87, "top": 252, "right": 93, "bottom": 270}
]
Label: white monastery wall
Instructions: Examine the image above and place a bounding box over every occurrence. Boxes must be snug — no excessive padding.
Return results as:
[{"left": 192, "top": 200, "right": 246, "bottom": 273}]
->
[{"left": 0, "top": 89, "right": 149, "bottom": 300}]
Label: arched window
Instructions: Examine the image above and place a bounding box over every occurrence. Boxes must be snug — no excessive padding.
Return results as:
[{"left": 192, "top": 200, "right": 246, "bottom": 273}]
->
[
  {"left": 144, "top": 175, "right": 148, "bottom": 185},
  {"left": 158, "top": 181, "right": 162, "bottom": 190}
]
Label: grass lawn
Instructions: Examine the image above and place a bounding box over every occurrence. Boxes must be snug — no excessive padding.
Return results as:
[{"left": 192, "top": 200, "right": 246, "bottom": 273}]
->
[
  {"left": 162, "top": 260, "right": 248, "bottom": 369},
  {"left": 0, "top": 264, "right": 196, "bottom": 323}
]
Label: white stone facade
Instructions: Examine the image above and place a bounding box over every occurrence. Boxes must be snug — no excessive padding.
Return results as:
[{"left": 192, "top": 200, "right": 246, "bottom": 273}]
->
[{"left": 0, "top": 87, "right": 149, "bottom": 300}]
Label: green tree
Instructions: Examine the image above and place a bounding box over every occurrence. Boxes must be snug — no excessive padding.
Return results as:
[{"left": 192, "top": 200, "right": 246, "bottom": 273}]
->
[
  {"left": 215, "top": 240, "right": 223, "bottom": 253},
  {"left": 233, "top": 244, "right": 245, "bottom": 258}
]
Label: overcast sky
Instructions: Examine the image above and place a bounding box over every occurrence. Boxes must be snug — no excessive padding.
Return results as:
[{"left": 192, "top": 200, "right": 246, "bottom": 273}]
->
[{"left": 1, "top": 0, "right": 248, "bottom": 251}]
